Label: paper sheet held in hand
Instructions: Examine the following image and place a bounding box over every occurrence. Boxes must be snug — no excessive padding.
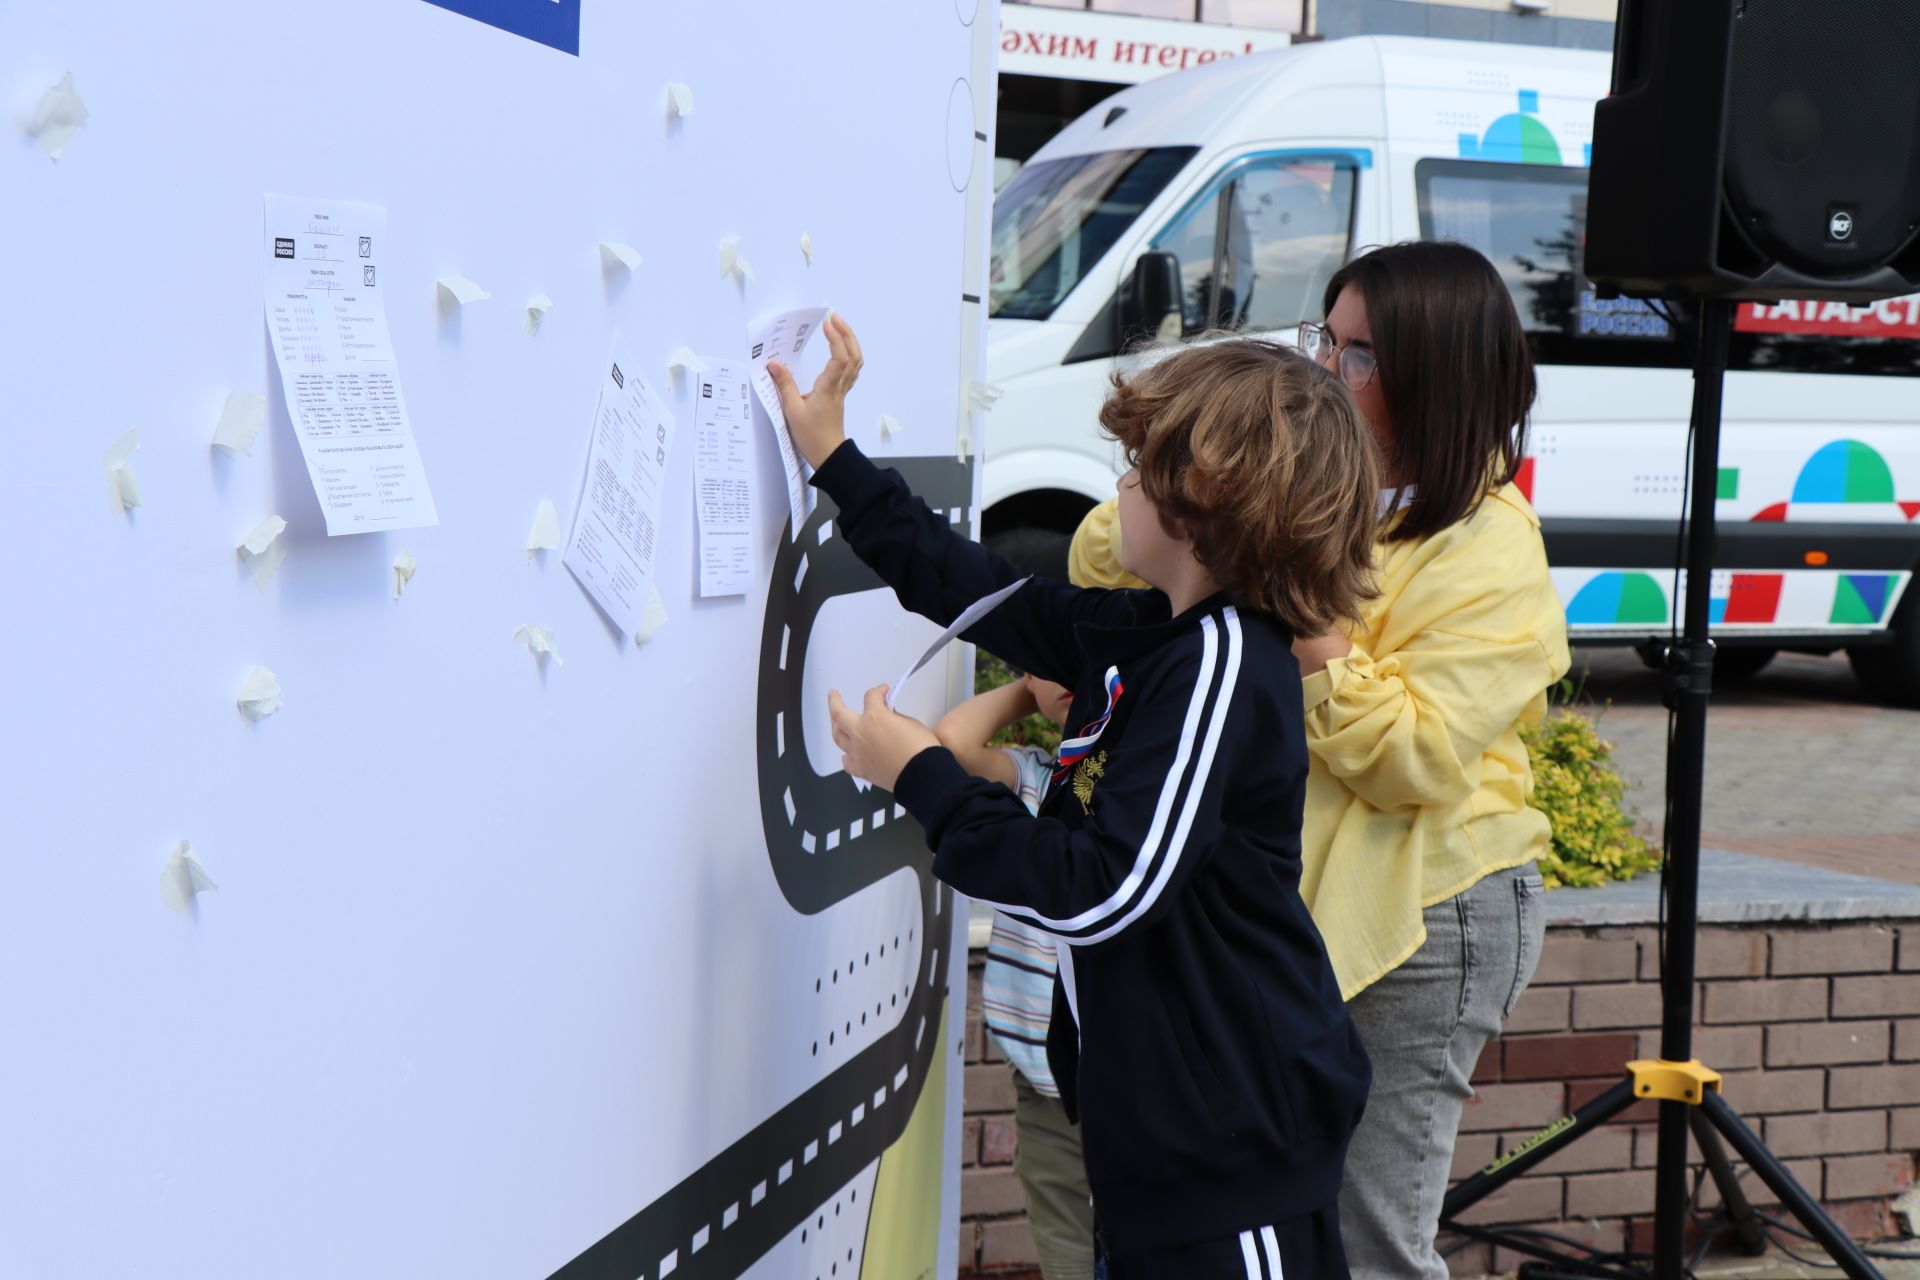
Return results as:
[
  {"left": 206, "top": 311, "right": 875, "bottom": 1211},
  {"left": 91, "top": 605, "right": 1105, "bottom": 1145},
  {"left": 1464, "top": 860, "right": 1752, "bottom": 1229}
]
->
[
  {"left": 885, "top": 577, "right": 1030, "bottom": 710},
  {"left": 747, "top": 306, "right": 829, "bottom": 541}
]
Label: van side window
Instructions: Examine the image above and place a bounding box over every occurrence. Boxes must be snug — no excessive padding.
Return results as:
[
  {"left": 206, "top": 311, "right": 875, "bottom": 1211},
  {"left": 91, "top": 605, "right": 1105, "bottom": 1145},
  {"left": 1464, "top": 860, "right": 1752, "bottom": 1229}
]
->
[
  {"left": 1415, "top": 158, "right": 1920, "bottom": 377},
  {"left": 1415, "top": 158, "right": 1681, "bottom": 369},
  {"left": 1152, "top": 156, "right": 1357, "bottom": 336}
]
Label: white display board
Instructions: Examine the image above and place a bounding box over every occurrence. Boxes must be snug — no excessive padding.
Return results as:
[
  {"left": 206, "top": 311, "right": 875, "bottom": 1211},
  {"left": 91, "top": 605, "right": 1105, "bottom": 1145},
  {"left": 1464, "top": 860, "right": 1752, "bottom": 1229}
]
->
[{"left": 0, "top": 3, "right": 996, "bottom": 1277}]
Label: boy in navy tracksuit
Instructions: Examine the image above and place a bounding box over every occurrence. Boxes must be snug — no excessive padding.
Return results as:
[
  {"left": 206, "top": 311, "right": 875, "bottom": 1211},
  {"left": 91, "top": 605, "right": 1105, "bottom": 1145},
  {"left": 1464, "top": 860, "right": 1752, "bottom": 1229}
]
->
[{"left": 769, "top": 320, "right": 1380, "bottom": 1278}]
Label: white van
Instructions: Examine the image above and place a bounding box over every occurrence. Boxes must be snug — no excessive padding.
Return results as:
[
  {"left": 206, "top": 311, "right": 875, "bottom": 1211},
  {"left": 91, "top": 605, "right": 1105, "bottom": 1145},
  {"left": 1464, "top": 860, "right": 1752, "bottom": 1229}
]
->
[{"left": 983, "top": 35, "right": 1920, "bottom": 703}]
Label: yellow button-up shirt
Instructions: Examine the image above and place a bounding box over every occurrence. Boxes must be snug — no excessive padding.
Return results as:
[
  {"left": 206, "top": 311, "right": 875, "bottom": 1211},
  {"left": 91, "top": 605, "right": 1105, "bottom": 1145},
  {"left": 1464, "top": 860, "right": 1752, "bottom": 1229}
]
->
[{"left": 1067, "top": 484, "right": 1571, "bottom": 998}]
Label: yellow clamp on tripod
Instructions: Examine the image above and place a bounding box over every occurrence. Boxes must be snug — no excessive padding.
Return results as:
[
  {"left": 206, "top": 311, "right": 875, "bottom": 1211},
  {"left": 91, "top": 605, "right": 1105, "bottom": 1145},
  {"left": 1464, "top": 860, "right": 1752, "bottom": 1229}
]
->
[{"left": 1626, "top": 1058, "right": 1721, "bottom": 1105}]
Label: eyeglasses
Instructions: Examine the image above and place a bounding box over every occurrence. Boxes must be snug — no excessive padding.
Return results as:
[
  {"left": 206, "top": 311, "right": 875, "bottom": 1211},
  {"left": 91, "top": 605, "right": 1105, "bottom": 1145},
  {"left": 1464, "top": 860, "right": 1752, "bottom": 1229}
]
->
[{"left": 1298, "top": 322, "right": 1379, "bottom": 392}]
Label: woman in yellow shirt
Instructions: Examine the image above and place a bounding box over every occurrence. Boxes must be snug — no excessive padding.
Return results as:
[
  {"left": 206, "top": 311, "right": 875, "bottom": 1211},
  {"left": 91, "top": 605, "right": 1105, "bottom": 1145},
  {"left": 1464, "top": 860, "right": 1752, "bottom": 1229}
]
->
[{"left": 1069, "top": 241, "right": 1571, "bottom": 1279}]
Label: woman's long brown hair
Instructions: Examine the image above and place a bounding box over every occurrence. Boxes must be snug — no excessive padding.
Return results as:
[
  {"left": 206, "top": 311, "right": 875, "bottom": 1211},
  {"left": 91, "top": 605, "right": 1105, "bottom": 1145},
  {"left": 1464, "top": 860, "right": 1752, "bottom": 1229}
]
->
[{"left": 1323, "top": 241, "right": 1538, "bottom": 542}]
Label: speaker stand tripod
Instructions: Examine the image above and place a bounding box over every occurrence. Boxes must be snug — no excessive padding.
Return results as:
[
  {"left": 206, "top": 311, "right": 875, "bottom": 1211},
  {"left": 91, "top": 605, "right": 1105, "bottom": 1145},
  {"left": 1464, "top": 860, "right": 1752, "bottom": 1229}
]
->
[{"left": 1436, "top": 300, "right": 1886, "bottom": 1280}]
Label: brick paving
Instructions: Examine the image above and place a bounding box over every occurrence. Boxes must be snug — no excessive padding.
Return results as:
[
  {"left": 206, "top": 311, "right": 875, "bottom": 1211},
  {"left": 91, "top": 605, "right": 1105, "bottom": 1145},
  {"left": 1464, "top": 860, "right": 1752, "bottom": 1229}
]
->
[{"left": 1572, "top": 648, "right": 1920, "bottom": 884}]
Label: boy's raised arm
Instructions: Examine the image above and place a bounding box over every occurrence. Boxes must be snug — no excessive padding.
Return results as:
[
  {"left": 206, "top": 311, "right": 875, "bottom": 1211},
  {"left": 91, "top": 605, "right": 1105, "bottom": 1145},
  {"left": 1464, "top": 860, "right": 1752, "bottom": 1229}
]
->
[{"left": 769, "top": 317, "right": 1135, "bottom": 687}]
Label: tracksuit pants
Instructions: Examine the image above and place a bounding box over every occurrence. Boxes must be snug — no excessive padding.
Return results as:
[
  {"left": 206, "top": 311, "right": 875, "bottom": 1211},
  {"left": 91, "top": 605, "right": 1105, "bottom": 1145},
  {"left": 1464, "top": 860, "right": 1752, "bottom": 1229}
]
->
[{"left": 1097, "top": 1204, "right": 1348, "bottom": 1279}]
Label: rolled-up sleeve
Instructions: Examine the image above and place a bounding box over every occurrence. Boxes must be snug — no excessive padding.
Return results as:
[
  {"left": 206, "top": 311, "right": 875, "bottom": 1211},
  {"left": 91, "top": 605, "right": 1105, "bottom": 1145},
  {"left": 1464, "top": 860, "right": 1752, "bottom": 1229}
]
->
[
  {"left": 1306, "top": 505, "right": 1571, "bottom": 813},
  {"left": 1305, "top": 627, "right": 1562, "bottom": 812}
]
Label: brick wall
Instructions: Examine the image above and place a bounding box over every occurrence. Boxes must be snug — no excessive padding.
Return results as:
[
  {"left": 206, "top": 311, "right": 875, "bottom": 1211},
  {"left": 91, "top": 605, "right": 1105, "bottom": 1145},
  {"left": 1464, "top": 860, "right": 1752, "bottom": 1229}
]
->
[
  {"left": 957, "top": 921, "right": 1920, "bottom": 1278},
  {"left": 960, "top": 957, "right": 1048, "bottom": 1277}
]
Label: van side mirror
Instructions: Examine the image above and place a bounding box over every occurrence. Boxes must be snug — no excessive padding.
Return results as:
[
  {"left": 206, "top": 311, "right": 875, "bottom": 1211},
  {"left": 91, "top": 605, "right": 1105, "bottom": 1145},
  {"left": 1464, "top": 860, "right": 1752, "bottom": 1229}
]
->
[{"left": 1119, "top": 251, "right": 1184, "bottom": 348}]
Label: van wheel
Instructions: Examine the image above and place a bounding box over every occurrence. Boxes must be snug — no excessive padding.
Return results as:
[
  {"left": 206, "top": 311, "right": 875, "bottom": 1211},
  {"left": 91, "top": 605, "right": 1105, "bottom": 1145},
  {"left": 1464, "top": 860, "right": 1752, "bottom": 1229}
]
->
[
  {"left": 1714, "top": 647, "right": 1777, "bottom": 683},
  {"left": 1847, "top": 590, "right": 1920, "bottom": 707},
  {"left": 985, "top": 526, "right": 1071, "bottom": 581}
]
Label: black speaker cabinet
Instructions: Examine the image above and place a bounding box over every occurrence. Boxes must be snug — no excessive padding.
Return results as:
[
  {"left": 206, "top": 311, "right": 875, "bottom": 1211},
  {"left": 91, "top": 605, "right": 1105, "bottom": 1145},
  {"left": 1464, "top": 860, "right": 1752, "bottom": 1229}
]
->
[{"left": 1586, "top": 0, "right": 1920, "bottom": 303}]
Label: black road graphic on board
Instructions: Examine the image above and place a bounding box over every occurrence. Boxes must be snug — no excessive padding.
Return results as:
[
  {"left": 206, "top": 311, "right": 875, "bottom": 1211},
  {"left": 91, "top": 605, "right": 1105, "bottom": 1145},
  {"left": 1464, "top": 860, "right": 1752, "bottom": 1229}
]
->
[{"left": 550, "top": 457, "right": 975, "bottom": 1280}]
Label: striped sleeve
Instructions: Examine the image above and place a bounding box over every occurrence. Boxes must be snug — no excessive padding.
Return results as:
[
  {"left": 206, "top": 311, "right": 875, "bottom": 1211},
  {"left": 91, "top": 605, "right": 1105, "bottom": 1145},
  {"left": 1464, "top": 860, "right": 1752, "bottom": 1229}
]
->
[{"left": 895, "top": 608, "right": 1244, "bottom": 948}]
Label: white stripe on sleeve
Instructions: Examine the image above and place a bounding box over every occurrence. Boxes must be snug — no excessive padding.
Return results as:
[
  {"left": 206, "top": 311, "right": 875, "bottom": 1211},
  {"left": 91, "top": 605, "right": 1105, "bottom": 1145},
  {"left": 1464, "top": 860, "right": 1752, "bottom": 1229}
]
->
[
  {"left": 977, "top": 613, "right": 1225, "bottom": 937},
  {"left": 1070, "top": 608, "right": 1242, "bottom": 946},
  {"left": 1055, "top": 938, "right": 1080, "bottom": 1027}
]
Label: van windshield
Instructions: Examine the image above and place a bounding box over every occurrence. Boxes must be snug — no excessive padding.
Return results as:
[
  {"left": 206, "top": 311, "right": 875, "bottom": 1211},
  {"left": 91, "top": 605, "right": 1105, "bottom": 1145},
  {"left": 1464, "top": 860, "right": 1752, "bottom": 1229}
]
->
[{"left": 989, "top": 147, "right": 1197, "bottom": 321}]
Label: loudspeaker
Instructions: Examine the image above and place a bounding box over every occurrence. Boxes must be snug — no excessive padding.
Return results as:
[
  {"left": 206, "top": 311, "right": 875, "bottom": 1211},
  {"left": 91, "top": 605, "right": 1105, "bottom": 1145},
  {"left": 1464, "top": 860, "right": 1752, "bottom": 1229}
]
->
[{"left": 1585, "top": 0, "right": 1920, "bottom": 302}]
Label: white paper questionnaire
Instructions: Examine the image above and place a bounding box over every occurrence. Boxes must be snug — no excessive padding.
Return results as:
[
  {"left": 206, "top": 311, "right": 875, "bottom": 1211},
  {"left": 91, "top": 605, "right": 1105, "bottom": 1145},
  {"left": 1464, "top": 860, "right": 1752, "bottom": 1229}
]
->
[
  {"left": 693, "top": 359, "right": 754, "bottom": 597},
  {"left": 747, "top": 306, "right": 830, "bottom": 541},
  {"left": 886, "top": 577, "right": 1031, "bottom": 710},
  {"left": 562, "top": 332, "right": 678, "bottom": 639},
  {"left": 262, "top": 194, "right": 438, "bottom": 536}
]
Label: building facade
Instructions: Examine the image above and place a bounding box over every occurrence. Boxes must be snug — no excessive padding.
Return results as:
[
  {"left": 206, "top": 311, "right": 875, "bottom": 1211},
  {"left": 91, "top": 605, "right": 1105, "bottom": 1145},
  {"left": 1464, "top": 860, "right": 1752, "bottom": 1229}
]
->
[
  {"left": 996, "top": 0, "right": 1616, "bottom": 175},
  {"left": 1309, "top": 0, "right": 1614, "bottom": 51},
  {"left": 1010, "top": 0, "right": 1615, "bottom": 48}
]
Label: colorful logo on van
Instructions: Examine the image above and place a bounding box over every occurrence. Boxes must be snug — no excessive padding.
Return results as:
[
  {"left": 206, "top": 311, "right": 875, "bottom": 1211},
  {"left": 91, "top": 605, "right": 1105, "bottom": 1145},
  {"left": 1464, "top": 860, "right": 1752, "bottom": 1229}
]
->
[
  {"left": 1747, "top": 440, "right": 1920, "bottom": 522},
  {"left": 1833, "top": 574, "right": 1899, "bottom": 625},
  {"left": 1564, "top": 568, "right": 1904, "bottom": 630},
  {"left": 1565, "top": 571, "right": 1668, "bottom": 625},
  {"left": 1710, "top": 573, "right": 1782, "bottom": 625},
  {"left": 1701, "top": 572, "right": 1899, "bottom": 627},
  {"left": 1795, "top": 438, "right": 1895, "bottom": 503},
  {"left": 1458, "top": 90, "right": 1566, "bottom": 166}
]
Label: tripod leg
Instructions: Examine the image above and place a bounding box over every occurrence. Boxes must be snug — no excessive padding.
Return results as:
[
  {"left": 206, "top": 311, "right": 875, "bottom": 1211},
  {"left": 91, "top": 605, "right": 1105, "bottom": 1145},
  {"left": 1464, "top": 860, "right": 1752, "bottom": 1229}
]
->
[
  {"left": 1689, "top": 1106, "right": 1766, "bottom": 1256},
  {"left": 1442, "top": 1079, "right": 1643, "bottom": 1223},
  {"left": 1701, "top": 1091, "right": 1886, "bottom": 1280},
  {"left": 1438, "top": 1081, "right": 1649, "bottom": 1278}
]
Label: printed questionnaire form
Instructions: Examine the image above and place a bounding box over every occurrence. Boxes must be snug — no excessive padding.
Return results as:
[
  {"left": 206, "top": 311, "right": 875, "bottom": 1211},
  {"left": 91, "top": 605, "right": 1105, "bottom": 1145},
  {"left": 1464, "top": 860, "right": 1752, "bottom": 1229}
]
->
[
  {"left": 263, "top": 194, "right": 439, "bottom": 534},
  {"left": 694, "top": 359, "right": 753, "bottom": 597},
  {"left": 562, "top": 332, "right": 679, "bottom": 639}
]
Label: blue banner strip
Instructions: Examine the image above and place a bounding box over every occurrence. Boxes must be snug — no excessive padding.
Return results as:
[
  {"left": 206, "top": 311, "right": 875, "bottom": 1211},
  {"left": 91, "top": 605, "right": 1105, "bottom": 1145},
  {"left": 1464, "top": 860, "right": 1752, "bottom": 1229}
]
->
[{"left": 421, "top": 0, "right": 580, "bottom": 55}]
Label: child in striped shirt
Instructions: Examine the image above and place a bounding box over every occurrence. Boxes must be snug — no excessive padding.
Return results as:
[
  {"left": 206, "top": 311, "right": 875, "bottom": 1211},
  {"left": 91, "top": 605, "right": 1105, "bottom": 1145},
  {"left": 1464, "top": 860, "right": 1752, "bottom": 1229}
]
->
[{"left": 935, "top": 673, "right": 1092, "bottom": 1280}]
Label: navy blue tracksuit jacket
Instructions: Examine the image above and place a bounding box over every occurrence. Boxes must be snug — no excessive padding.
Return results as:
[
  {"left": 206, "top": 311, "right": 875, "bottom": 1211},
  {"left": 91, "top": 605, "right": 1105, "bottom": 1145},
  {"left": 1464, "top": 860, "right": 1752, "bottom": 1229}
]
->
[{"left": 813, "top": 441, "right": 1370, "bottom": 1255}]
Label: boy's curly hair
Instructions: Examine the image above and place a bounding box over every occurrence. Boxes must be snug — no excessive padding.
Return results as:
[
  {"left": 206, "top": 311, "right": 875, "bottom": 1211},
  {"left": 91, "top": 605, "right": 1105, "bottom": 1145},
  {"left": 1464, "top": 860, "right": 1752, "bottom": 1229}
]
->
[{"left": 1098, "top": 339, "right": 1380, "bottom": 635}]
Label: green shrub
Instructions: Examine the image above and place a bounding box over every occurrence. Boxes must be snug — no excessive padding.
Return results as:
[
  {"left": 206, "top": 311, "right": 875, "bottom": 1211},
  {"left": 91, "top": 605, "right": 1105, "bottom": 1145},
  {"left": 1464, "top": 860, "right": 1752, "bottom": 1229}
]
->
[
  {"left": 974, "top": 653, "right": 1063, "bottom": 754},
  {"left": 1522, "top": 701, "right": 1661, "bottom": 889}
]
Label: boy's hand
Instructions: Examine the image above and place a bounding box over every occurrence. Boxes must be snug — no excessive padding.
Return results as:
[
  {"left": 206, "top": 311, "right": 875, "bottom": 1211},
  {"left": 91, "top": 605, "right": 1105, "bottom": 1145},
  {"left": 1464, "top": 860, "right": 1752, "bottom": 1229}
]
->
[
  {"left": 766, "top": 314, "right": 863, "bottom": 471},
  {"left": 829, "top": 685, "right": 940, "bottom": 793}
]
